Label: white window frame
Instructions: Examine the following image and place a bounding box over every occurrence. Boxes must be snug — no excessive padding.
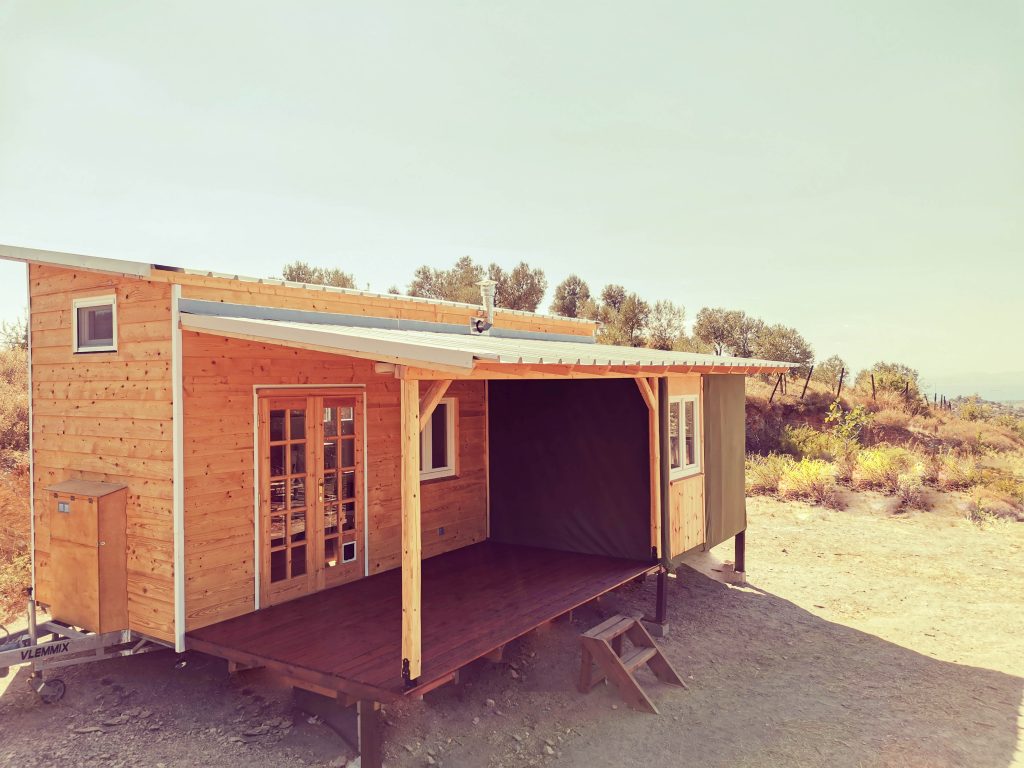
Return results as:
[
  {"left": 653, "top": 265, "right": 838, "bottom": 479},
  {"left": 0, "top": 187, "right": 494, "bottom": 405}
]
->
[
  {"left": 669, "top": 394, "right": 701, "bottom": 479},
  {"left": 72, "top": 294, "right": 118, "bottom": 353},
  {"left": 420, "top": 397, "right": 457, "bottom": 481}
]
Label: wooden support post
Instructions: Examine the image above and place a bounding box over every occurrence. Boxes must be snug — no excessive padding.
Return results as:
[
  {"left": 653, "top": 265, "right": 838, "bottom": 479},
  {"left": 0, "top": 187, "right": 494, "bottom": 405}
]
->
[
  {"left": 734, "top": 530, "right": 746, "bottom": 574},
  {"left": 419, "top": 379, "right": 453, "bottom": 430},
  {"left": 769, "top": 373, "right": 782, "bottom": 403},
  {"left": 655, "top": 568, "right": 668, "bottom": 625},
  {"left": 800, "top": 365, "right": 813, "bottom": 399},
  {"left": 400, "top": 375, "right": 422, "bottom": 684},
  {"left": 870, "top": 373, "right": 876, "bottom": 400},
  {"left": 635, "top": 377, "right": 661, "bottom": 556},
  {"left": 836, "top": 367, "right": 845, "bottom": 399},
  {"left": 358, "top": 700, "right": 382, "bottom": 768}
]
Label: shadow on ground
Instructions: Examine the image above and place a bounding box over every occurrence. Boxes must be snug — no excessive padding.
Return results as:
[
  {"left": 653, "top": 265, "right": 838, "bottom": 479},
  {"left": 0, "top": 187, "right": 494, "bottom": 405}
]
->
[{"left": 555, "top": 566, "right": 1023, "bottom": 768}]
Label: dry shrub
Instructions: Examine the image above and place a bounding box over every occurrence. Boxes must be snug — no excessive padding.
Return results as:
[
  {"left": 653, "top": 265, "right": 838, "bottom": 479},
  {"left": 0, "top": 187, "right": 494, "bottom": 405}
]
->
[
  {"left": 0, "top": 466, "right": 31, "bottom": 623},
  {"left": 745, "top": 453, "right": 791, "bottom": 495},
  {"left": 866, "top": 408, "right": 914, "bottom": 445},
  {"left": 872, "top": 408, "right": 910, "bottom": 429},
  {"left": 778, "top": 458, "right": 842, "bottom": 508},
  {"left": 894, "top": 472, "right": 928, "bottom": 512},
  {"left": 936, "top": 452, "right": 981, "bottom": 490},
  {"left": 935, "top": 419, "right": 1023, "bottom": 454},
  {"left": 0, "top": 347, "right": 29, "bottom": 469},
  {"left": 967, "top": 486, "right": 1024, "bottom": 523},
  {"left": 852, "top": 446, "right": 915, "bottom": 492}
]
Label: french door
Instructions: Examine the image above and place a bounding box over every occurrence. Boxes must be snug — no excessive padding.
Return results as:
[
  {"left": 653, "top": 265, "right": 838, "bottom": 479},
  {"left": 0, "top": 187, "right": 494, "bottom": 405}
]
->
[{"left": 257, "top": 390, "right": 364, "bottom": 606}]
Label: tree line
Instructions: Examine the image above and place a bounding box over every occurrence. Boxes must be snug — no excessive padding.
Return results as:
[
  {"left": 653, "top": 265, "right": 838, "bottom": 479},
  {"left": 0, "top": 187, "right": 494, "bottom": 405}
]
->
[{"left": 281, "top": 256, "right": 923, "bottom": 393}]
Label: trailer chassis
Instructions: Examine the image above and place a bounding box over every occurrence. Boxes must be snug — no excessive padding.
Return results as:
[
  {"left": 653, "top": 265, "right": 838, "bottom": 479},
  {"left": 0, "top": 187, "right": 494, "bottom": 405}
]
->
[{"left": 0, "top": 590, "right": 167, "bottom": 703}]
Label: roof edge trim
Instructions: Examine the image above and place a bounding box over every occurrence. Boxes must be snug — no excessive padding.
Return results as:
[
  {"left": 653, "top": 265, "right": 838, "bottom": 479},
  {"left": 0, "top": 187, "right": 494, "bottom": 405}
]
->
[{"left": 0, "top": 244, "right": 152, "bottom": 279}]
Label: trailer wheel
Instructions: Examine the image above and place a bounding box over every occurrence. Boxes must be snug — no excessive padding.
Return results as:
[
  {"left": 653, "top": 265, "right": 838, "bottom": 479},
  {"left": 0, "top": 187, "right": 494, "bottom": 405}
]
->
[{"left": 29, "top": 676, "right": 66, "bottom": 704}]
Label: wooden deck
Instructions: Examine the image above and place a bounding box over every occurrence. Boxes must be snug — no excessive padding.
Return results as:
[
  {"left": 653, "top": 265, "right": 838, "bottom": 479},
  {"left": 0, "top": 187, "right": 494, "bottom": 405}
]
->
[{"left": 186, "top": 541, "right": 656, "bottom": 701}]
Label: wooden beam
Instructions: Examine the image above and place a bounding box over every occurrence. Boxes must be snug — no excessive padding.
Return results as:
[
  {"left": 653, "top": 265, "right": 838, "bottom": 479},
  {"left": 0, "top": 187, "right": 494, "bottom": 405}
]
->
[
  {"left": 374, "top": 362, "right": 397, "bottom": 375},
  {"left": 634, "top": 378, "right": 656, "bottom": 412},
  {"left": 646, "top": 381, "right": 661, "bottom": 555},
  {"left": 418, "top": 379, "right": 452, "bottom": 431},
  {"left": 400, "top": 376, "right": 423, "bottom": 682}
]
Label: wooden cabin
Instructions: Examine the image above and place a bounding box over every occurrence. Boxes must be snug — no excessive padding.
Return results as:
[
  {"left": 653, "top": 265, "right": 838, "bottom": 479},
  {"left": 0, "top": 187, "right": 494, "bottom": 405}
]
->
[{"left": 3, "top": 243, "right": 789, "bottom": 756}]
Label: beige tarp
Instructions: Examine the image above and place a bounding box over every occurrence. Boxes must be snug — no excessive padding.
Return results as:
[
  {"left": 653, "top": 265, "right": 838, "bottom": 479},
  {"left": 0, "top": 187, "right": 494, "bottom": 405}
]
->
[{"left": 703, "top": 374, "right": 747, "bottom": 550}]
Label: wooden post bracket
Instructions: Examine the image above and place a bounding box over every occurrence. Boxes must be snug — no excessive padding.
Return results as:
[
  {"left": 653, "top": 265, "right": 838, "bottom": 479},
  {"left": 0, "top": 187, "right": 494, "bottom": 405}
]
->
[{"left": 419, "top": 379, "right": 453, "bottom": 431}]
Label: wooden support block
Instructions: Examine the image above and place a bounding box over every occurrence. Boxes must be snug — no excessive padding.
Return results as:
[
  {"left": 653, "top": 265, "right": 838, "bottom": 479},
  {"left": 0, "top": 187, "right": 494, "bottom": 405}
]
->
[
  {"left": 358, "top": 700, "right": 383, "bottom": 768},
  {"left": 227, "top": 659, "right": 263, "bottom": 675},
  {"left": 483, "top": 645, "right": 505, "bottom": 663}
]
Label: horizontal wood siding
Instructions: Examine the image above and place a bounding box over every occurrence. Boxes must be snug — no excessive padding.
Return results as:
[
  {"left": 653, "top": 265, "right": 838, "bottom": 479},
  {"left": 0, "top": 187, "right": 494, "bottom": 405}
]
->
[
  {"left": 29, "top": 264, "right": 175, "bottom": 642},
  {"left": 164, "top": 271, "right": 592, "bottom": 337},
  {"left": 667, "top": 375, "right": 706, "bottom": 558},
  {"left": 181, "top": 332, "right": 487, "bottom": 631}
]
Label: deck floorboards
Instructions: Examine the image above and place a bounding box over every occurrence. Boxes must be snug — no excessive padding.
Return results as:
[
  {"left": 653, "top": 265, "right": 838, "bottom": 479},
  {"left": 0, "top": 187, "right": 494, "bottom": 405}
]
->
[{"left": 186, "top": 542, "right": 655, "bottom": 699}]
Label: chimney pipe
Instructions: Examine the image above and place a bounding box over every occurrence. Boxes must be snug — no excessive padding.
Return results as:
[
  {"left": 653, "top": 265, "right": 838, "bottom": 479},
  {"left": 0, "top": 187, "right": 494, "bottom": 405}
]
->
[
  {"left": 477, "top": 279, "right": 497, "bottom": 323},
  {"left": 472, "top": 278, "right": 497, "bottom": 333}
]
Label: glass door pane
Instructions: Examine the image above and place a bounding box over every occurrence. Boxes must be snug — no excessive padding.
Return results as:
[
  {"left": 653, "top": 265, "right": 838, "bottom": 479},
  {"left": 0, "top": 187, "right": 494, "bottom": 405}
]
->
[{"left": 266, "top": 404, "right": 310, "bottom": 587}]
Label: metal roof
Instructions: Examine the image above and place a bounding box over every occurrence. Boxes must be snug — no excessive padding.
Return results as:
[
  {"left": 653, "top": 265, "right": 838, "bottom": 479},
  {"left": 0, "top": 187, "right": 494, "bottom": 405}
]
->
[{"left": 179, "top": 312, "right": 793, "bottom": 373}]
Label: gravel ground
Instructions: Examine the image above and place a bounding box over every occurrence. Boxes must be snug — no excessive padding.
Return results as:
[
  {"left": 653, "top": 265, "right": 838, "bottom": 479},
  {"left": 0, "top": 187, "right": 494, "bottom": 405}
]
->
[{"left": 1, "top": 491, "right": 1021, "bottom": 767}]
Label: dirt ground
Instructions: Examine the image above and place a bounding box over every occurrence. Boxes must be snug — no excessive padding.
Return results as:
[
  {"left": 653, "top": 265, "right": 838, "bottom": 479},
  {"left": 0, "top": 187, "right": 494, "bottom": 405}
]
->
[{"left": 1, "top": 491, "right": 1021, "bottom": 768}]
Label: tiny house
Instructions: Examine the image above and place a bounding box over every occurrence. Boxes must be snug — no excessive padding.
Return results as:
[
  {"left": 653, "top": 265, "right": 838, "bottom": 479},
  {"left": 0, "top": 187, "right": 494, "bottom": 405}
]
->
[{"left": 3, "top": 243, "right": 789, "bottom": 759}]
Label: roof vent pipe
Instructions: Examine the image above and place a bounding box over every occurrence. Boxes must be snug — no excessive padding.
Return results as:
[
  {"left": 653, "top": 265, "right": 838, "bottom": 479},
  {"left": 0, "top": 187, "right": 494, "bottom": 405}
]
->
[{"left": 472, "top": 278, "right": 497, "bottom": 334}]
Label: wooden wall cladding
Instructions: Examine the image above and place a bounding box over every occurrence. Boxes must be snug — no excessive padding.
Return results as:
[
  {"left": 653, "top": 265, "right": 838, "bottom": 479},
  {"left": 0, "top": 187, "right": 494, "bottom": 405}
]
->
[
  {"left": 180, "top": 332, "right": 488, "bottom": 631},
  {"left": 29, "top": 264, "right": 175, "bottom": 642},
  {"left": 666, "top": 375, "right": 706, "bottom": 558},
  {"left": 164, "top": 271, "right": 594, "bottom": 337}
]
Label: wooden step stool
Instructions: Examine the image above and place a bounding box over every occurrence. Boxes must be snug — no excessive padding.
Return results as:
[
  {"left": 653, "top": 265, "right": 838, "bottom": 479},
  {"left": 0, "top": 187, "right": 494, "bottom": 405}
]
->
[{"left": 578, "top": 614, "right": 686, "bottom": 714}]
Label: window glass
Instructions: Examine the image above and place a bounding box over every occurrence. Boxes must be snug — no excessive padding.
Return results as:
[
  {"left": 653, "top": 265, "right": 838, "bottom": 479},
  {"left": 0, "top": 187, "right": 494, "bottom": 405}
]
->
[
  {"left": 669, "top": 401, "right": 681, "bottom": 470},
  {"left": 431, "top": 403, "right": 448, "bottom": 470},
  {"left": 420, "top": 398, "right": 456, "bottom": 479},
  {"left": 75, "top": 302, "right": 115, "bottom": 350},
  {"left": 684, "top": 400, "right": 696, "bottom": 467}
]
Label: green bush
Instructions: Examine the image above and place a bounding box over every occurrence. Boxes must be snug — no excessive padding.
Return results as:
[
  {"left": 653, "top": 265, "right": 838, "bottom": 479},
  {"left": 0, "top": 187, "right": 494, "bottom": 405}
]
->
[
  {"left": 745, "top": 454, "right": 792, "bottom": 495},
  {"left": 937, "top": 452, "right": 982, "bottom": 490},
  {"left": 778, "top": 458, "right": 842, "bottom": 508},
  {"left": 852, "top": 446, "right": 915, "bottom": 492},
  {"left": 779, "top": 425, "right": 833, "bottom": 460}
]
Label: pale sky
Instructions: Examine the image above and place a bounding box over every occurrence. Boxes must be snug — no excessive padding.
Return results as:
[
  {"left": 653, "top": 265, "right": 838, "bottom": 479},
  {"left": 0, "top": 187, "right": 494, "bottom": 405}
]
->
[{"left": 0, "top": 2, "right": 1021, "bottom": 398}]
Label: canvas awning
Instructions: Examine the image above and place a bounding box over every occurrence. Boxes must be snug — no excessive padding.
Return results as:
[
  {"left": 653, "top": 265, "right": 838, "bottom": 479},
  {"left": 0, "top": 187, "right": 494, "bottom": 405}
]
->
[{"left": 179, "top": 310, "right": 793, "bottom": 375}]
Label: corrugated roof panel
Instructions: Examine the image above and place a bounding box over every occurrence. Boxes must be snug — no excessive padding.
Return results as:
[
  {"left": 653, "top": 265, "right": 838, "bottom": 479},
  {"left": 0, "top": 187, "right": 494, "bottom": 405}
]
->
[{"left": 179, "top": 313, "right": 794, "bottom": 371}]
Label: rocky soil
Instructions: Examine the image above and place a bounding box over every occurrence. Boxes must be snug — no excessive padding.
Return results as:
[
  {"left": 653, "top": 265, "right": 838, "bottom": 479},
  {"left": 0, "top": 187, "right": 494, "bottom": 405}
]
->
[{"left": 1, "top": 491, "right": 1021, "bottom": 767}]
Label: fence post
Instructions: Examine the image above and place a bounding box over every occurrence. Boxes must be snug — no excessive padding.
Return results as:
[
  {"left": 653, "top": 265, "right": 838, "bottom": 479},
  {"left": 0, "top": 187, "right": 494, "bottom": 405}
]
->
[
  {"left": 836, "top": 368, "right": 845, "bottom": 399},
  {"left": 801, "top": 366, "right": 814, "bottom": 399}
]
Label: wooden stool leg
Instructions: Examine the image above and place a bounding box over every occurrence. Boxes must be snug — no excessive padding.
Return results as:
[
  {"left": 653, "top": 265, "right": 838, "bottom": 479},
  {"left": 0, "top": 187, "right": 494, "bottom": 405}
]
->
[{"left": 578, "top": 644, "right": 594, "bottom": 693}]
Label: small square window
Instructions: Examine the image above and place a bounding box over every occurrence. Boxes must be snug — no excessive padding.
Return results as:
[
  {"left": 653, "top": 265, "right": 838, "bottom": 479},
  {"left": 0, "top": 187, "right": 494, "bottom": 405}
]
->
[
  {"left": 420, "top": 397, "right": 457, "bottom": 480},
  {"left": 73, "top": 295, "right": 117, "bottom": 353},
  {"left": 669, "top": 394, "right": 701, "bottom": 478}
]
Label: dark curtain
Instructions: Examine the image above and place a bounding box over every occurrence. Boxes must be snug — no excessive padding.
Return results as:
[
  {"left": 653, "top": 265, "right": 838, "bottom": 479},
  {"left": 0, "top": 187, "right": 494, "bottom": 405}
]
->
[{"left": 488, "top": 379, "right": 651, "bottom": 562}]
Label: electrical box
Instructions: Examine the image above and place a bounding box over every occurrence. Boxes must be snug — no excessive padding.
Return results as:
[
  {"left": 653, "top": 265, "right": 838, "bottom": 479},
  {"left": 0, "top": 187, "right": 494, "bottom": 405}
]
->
[{"left": 45, "top": 480, "right": 129, "bottom": 634}]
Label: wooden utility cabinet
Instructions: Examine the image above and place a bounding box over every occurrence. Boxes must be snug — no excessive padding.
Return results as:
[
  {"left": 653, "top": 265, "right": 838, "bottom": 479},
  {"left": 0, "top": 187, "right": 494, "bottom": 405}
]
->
[{"left": 45, "top": 480, "right": 129, "bottom": 633}]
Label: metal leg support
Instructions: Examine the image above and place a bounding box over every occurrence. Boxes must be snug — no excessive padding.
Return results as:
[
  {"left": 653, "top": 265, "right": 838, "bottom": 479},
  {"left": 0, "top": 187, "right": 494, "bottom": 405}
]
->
[{"left": 735, "top": 530, "right": 746, "bottom": 574}]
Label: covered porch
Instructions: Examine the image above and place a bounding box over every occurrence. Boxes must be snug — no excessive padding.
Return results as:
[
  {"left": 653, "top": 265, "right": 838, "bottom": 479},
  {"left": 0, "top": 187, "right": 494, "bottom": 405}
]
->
[{"left": 177, "top": 299, "right": 789, "bottom": 696}]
